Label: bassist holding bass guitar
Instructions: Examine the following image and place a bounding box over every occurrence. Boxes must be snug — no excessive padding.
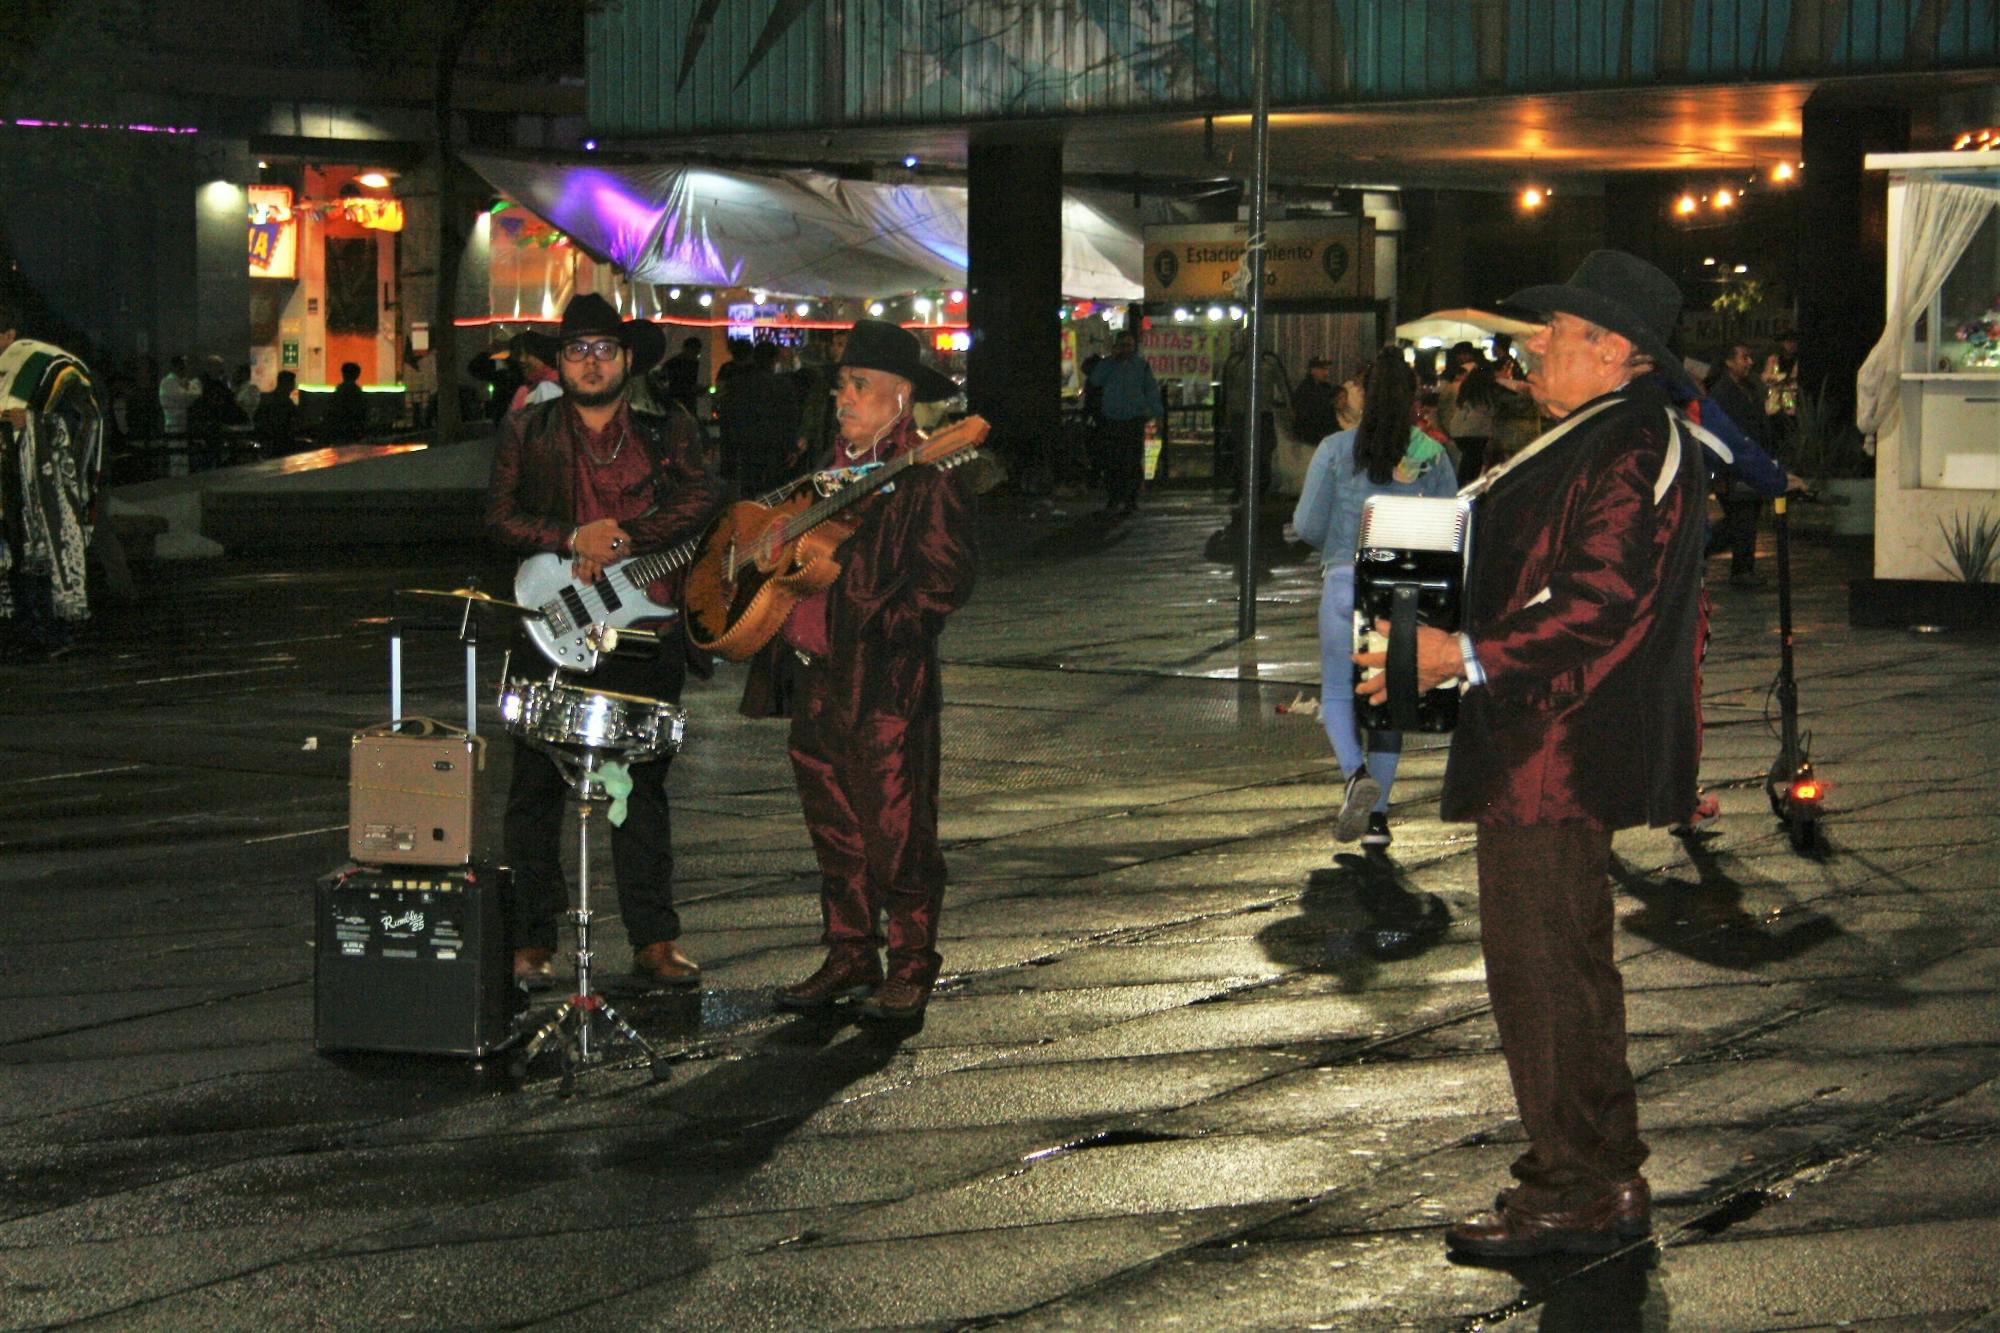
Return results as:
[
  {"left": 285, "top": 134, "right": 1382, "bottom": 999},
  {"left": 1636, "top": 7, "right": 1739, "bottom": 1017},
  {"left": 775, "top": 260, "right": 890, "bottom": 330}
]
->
[
  {"left": 741, "top": 319, "right": 977, "bottom": 1024},
  {"left": 483, "top": 294, "right": 723, "bottom": 992}
]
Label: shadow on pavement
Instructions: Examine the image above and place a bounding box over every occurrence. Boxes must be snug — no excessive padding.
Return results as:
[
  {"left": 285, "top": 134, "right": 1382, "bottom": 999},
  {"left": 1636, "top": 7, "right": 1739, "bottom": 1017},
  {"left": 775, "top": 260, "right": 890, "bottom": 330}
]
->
[
  {"left": 1450, "top": 1245, "right": 1666, "bottom": 1331},
  {"left": 1256, "top": 851, "right": 1453, "bottom": 988},
  {"left": 1614, "top": 840, "right": 1844, "bottom": 970}
]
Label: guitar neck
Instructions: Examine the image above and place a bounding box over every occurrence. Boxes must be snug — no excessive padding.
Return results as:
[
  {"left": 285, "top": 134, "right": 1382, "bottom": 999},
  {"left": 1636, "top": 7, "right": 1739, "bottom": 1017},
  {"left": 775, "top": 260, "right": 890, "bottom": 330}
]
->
[
  {"left": 776, "top": 451, "right": 920, "bottom": 547},
  {"left": 625, "top": 480, "right": 798, "bottom": 584}
]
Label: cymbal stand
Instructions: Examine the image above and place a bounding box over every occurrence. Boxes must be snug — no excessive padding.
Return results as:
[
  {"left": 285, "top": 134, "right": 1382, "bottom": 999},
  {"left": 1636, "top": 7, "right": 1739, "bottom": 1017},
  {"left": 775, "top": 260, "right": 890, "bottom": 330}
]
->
[{"left": 507, "top": 743, "right": 668, "bottom": 1091}]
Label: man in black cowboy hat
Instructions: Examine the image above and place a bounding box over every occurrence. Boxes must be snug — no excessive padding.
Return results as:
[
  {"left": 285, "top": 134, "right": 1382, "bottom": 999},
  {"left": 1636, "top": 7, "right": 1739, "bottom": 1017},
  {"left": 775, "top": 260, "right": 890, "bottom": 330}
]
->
[
  {"left": 1354, "top": 250, "right": 1706, "bottom": 1259},
  {"left": 485, "top": 292, "right": 723, "bottom": 992},
  {"left": 741, "top": 317, "right": 974, "bottom": 1023}
]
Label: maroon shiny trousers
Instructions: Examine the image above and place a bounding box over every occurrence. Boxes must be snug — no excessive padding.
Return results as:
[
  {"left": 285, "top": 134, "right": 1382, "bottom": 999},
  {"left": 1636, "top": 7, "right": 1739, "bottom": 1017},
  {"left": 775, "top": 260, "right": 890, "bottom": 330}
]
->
[
  {"left": 1477, "top": 821, "right": 1648, "bottom": 1209},
  {"left": 787, "top": 676, "right": 947, "bottom": 985}
]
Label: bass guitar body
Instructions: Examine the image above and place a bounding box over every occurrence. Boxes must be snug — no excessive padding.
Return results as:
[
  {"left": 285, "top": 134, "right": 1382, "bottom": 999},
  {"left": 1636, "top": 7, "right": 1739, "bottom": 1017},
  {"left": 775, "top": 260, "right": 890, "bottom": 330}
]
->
[{"left": 683, "top": 495, "right": 857, "bottom": 662}]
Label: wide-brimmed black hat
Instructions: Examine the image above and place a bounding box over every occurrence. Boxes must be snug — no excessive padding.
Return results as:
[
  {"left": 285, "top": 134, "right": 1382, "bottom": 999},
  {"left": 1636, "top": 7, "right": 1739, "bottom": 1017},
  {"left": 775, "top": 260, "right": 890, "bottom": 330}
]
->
[
  {"left": 557, "top": 293, "right": 665, "bottom": 375},
  {"left": 509, "top": 329, "right": 561, "bottom": 368},
  {"left": 1504, "top": 250, "right": 1693, "bottom": 394},
  {"left": 836, "top": 318, "right": 959, "bottom": 402}
]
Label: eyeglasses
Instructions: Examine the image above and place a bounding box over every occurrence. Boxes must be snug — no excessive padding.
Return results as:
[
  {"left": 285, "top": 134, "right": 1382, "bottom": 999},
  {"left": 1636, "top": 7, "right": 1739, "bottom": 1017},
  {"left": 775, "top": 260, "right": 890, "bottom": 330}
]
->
[{"left": 561, "top": 338, "right": 623, "bottom": 363}]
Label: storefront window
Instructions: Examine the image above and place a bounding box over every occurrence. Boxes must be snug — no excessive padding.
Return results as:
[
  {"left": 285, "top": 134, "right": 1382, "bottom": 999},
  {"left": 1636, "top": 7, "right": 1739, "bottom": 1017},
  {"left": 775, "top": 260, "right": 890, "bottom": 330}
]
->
[{"left": 1932, "top": 210, "right": 1999, "bottom": 373}]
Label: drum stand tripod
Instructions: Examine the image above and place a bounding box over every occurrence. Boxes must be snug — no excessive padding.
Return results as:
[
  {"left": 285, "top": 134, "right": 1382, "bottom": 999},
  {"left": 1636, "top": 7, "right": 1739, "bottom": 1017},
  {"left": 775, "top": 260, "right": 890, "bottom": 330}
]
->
[{"left": 507, "top": 743, "right": 669, "bottom": 1091}]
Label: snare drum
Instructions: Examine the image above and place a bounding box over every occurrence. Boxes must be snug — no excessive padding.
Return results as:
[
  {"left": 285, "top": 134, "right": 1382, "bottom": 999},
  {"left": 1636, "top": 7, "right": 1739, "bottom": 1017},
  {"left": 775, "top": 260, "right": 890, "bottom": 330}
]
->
[{"left": 498, "top": 679, "right": 686, "bottom": 761}]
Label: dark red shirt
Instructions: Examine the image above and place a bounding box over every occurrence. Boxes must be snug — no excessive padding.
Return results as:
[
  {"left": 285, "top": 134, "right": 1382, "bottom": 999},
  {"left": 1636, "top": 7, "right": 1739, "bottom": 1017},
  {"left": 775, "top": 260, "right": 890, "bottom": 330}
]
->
[{"left": 562, "top": 403, "right": 653, "bottom": 528}]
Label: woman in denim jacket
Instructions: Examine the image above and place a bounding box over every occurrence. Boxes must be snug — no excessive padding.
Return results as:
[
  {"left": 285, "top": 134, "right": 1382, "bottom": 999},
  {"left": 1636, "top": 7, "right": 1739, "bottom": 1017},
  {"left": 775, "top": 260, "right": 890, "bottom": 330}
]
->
[{"left": 1292, "top": 346, "right": 1458, "bottom": 846}]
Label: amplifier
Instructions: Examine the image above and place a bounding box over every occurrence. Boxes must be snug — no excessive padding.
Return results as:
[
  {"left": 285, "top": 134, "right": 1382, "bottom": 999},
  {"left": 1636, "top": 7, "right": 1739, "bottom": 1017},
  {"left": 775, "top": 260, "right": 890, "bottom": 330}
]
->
[
  {"left": 313, "top": 863, "right": 518, "bottom": 1057},
  {"left": 349, "top": 732, "right": 479, "bottom": 866}
]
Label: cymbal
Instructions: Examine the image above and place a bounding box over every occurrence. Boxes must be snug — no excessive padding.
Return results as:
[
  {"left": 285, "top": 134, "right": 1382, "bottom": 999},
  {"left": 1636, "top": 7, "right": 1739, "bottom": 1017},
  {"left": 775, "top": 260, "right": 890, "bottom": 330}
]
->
[{"left": 399, "top": 587, "right": 538, "bottom": 614}]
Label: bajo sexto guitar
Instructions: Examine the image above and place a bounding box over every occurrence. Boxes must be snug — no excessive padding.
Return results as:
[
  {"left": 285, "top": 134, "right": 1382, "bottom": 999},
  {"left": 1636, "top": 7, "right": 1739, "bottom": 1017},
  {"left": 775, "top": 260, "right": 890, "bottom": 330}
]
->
[
  {"left": 513, "top": 480, "right": 795, "bottom": 672},
  {"left": 683, "top": 416, "right": 988, "bottom": 663}
]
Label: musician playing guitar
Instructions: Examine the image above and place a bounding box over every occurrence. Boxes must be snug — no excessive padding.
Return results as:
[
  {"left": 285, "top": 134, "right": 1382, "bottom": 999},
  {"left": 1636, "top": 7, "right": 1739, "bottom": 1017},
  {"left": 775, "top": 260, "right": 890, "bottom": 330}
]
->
[
  {"left": 743, "top": 319, "right": 976, "bottom": 1023},
  {"left": 484, "top": 293, "right": 722, "bottom": 993}
]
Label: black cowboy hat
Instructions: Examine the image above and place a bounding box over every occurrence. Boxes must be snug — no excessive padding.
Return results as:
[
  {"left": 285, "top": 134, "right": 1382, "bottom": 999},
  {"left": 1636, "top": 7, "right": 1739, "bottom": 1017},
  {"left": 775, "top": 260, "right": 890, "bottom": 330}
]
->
[
  {"left": 1504, "top": 250, "right": 1694, "bottom": 395},
  {"left": 557, "top": 292, "right": 665, "bottom": 375},
  {"left": 836, "top": 317, "right": 959, "bottom": 403},
  {"left": 509, "top": 329, "right": 561, "bottom": 368}
]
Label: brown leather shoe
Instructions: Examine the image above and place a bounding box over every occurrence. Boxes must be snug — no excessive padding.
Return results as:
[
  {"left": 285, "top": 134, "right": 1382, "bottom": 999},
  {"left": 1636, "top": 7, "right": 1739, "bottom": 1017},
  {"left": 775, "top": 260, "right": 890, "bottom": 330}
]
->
[
  {"left": 1496, "top": 1176, "right": 1651, "bottom": 1239},
  {"left": 1446, "top": 1188, "right": 1632, "bottom": 1259},
  {"left": 512, "top": 947, "right": 555, "bottom": 992},
  {"left": 856, "top": 973, "right": 933, "bottom": 1023},
  {"left": 630, "top": 939, "right": 701, "bottom": 990},
  {"left": 775, "top": 949, "right": 883, "bottom": 1011}
]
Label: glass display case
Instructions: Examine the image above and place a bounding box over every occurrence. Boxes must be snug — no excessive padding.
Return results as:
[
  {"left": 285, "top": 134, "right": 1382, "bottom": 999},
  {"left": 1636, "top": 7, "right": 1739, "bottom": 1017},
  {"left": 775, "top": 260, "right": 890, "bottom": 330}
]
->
[{"left": 1902, "top": 202, "right": 2000, "bottom": 491}]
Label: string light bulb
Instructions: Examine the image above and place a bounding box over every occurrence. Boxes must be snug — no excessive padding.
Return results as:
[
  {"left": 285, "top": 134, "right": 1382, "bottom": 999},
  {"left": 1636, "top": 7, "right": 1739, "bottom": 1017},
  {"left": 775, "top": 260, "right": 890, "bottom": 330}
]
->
[
  {"left": 1675, "top": 193, "right": 1699, "bottom": 217},
  {"left": 1519, "top": 184, "right": 1548, "bottom": 210},
  {"left": 1771, "top": 161, "right": 1795, "bottom": 183},
  {"left": 1713, "top": 188, "right": 1736, "bottom": 210}
]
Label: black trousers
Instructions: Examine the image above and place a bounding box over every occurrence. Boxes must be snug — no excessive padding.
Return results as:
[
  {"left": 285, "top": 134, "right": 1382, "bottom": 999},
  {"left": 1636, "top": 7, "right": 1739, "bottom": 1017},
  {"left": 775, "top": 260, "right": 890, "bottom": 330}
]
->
[
  {"left": 503, "top": 629, "right": 686, "bottom": 952},
  {"left": 1476, "top": 821, "right": 1647, "bottom": 1210},
  {"left": 1717, "top": 493, "right": 1763, "bottom": 575},
  {"left": 1100, "top": 417, "right": 1147, "bottom": 508}
]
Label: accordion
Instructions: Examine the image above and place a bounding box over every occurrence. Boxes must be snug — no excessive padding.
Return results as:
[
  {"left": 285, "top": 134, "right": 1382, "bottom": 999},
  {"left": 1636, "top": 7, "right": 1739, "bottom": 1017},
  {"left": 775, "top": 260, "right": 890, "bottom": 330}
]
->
[{"left": 1351, "top": 494, "right": 1474, "bottom": 733}]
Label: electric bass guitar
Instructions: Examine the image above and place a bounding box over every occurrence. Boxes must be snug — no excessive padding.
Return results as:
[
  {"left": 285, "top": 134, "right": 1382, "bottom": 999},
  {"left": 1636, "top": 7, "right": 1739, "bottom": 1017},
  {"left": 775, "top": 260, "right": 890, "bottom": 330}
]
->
[
  {"left": 683, "top": 416, "right": 988, "bottom": 663},
  {"left": 514, "top": 480, "right": 797, "bottom": 672}
]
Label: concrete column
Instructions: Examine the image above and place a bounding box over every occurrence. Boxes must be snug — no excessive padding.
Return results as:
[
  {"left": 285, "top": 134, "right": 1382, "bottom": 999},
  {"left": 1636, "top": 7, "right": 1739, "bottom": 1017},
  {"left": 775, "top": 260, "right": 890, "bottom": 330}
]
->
[
  {"left": 192, "top": 144, "right": 254, "bottom": 367},
  {"left": 966, "top": 138, "right": 1062, "bottom": 482},
  {"left": 1798, "top": 97, "right": 1908, "bottom": 423}
]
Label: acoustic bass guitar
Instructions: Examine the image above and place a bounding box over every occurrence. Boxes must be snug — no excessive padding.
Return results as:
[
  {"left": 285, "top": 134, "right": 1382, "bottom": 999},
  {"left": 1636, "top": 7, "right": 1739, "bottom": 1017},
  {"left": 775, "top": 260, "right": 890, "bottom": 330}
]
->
[{"left": 683, "top": 416, "right": 988, "bottom": 662}]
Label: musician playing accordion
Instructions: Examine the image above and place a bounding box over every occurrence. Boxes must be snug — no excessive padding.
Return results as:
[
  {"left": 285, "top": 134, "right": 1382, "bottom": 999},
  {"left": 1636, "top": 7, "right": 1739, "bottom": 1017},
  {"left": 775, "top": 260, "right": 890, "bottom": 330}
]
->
[{"left": 1355, "top": 252, "right": 1706, "bottom": 1261}]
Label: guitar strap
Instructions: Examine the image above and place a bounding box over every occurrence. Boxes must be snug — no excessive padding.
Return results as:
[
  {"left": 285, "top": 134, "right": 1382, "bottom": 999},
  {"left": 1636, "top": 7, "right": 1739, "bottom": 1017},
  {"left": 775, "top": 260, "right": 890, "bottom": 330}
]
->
[{"left": 813, "top": 461, "right": 886, "bottom": 497}]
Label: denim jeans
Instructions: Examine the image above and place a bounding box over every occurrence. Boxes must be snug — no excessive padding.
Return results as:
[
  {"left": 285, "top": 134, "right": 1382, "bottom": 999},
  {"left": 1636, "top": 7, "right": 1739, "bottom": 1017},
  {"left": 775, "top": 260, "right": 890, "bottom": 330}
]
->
[{"left": 1317, "top": 564, "right": 1401, "bottom": 812}]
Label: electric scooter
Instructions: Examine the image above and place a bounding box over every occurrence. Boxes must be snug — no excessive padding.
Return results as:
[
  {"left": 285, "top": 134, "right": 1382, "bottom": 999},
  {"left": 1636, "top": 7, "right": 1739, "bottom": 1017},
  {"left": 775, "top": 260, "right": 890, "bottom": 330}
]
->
[{"left": 1765, "top": 493, "right": 1824, "bottom": 852}]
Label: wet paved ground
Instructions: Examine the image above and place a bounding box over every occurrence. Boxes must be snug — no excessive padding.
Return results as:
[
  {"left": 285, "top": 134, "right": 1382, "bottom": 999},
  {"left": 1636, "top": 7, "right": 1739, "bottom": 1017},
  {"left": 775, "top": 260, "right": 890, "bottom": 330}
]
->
[{"left": 4, "top": 482, "right": 1998, "bottom": 1330}]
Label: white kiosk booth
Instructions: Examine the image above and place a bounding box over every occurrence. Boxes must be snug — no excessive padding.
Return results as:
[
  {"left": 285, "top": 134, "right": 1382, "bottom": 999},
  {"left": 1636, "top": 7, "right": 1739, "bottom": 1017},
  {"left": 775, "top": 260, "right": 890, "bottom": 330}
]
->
[{"left": 1857, "top": 152, "right": 2000, "bottom": 591}]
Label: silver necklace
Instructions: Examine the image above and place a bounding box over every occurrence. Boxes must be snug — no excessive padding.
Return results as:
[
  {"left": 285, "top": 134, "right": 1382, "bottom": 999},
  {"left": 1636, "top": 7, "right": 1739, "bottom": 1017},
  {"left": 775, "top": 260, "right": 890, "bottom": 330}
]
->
[{"left": 580, "top": 427, "right": 625, "bottom": 466}]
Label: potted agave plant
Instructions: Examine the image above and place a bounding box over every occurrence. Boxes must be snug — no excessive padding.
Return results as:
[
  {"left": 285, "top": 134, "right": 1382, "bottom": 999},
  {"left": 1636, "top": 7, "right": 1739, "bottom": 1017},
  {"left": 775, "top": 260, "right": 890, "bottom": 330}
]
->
[{"left": 1850, "top": 507, "right": 2000, "bottom": 630}]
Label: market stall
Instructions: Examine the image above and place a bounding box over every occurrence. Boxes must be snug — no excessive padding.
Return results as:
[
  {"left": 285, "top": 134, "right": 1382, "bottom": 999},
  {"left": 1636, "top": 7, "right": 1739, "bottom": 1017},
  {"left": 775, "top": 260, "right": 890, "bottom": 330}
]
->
[{"left": 1857, "top": 150, "right": 2000, "bottom": 588}]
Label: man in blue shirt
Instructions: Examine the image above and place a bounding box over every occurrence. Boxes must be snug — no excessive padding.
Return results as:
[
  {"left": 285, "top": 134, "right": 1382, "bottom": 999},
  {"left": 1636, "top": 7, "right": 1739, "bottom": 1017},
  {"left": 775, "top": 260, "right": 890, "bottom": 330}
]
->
[{"left": 1086, "top": 332, "right": 1166, "bottom": 517}]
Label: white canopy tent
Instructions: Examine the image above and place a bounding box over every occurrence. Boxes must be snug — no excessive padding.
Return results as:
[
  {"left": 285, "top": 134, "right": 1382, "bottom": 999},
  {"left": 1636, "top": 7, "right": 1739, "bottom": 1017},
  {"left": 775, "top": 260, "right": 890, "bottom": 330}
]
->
[
  {"left": 464, "top": 154, "right": 1144, "bottom": 302},
  {"left": 1395, "top": 307, "right": 1542, "bottom": 346}
]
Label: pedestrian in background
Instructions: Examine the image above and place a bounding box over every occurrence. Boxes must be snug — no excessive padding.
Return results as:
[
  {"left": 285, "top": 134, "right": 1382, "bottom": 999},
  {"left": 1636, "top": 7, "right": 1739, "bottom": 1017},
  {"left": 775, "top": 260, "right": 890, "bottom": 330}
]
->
[
  {"left": 231, "top": 363, "right": 261, "bottom": 421},
  {"left": 254, "top": 370, "right": 303, "bottom": 453},
  {"left": 1444, "top": 363, "right": 1501, "bottom": 483},
  {"left": 1706, "top": 340, "right": 1775, "bottom": 588},
  {"left": 157, "top": 355, "right": 196, "bottom": 439},
  {"left": 506, "top": 332, "right": 562, "bottom": 415},
  {"left": 1292, "top": 345, "right": 1457, "bottom": 848},
  {"left": 1087, "top": 331, "right": 1165, "bottom": 518},
  {"left": 1291, "top": 356, "right": 1340, "bottom": 444},
  {"left": 326, "top": 361, "right": 369, "bottom": 442}
]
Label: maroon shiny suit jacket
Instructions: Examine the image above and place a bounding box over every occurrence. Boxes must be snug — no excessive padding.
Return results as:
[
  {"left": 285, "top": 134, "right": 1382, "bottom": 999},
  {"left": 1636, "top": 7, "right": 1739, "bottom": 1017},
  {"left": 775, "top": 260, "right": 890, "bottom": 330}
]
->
[
  {"left": 740, "top": 421, "right": 977, "bottom": 723},
  {"left": 1440, "top": 379, "right": 1704, "bottom": 829},
  {"left": 484, "top": 398, "right": 719, "bottom": 575}
]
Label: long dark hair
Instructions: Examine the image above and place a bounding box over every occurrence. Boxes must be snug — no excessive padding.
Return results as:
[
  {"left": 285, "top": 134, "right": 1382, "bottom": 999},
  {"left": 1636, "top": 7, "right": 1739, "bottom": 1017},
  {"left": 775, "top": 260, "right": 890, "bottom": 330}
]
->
[
  {"left": 1352, "top": 346, "right": 1416, "bottom": 484},
  {"left": 1456, "top": 363, "right": 1499, "bottom": 413}
]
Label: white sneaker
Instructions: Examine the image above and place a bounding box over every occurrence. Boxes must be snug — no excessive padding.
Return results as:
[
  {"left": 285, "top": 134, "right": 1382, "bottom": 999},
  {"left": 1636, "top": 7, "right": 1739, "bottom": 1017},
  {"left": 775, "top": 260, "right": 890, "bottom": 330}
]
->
[
  {"left": 1360, "top": 812, "right": 1392, "bottom": 847},
  {"left": 1336, "top": 769, "right": 1381, "bottom": 843}
]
